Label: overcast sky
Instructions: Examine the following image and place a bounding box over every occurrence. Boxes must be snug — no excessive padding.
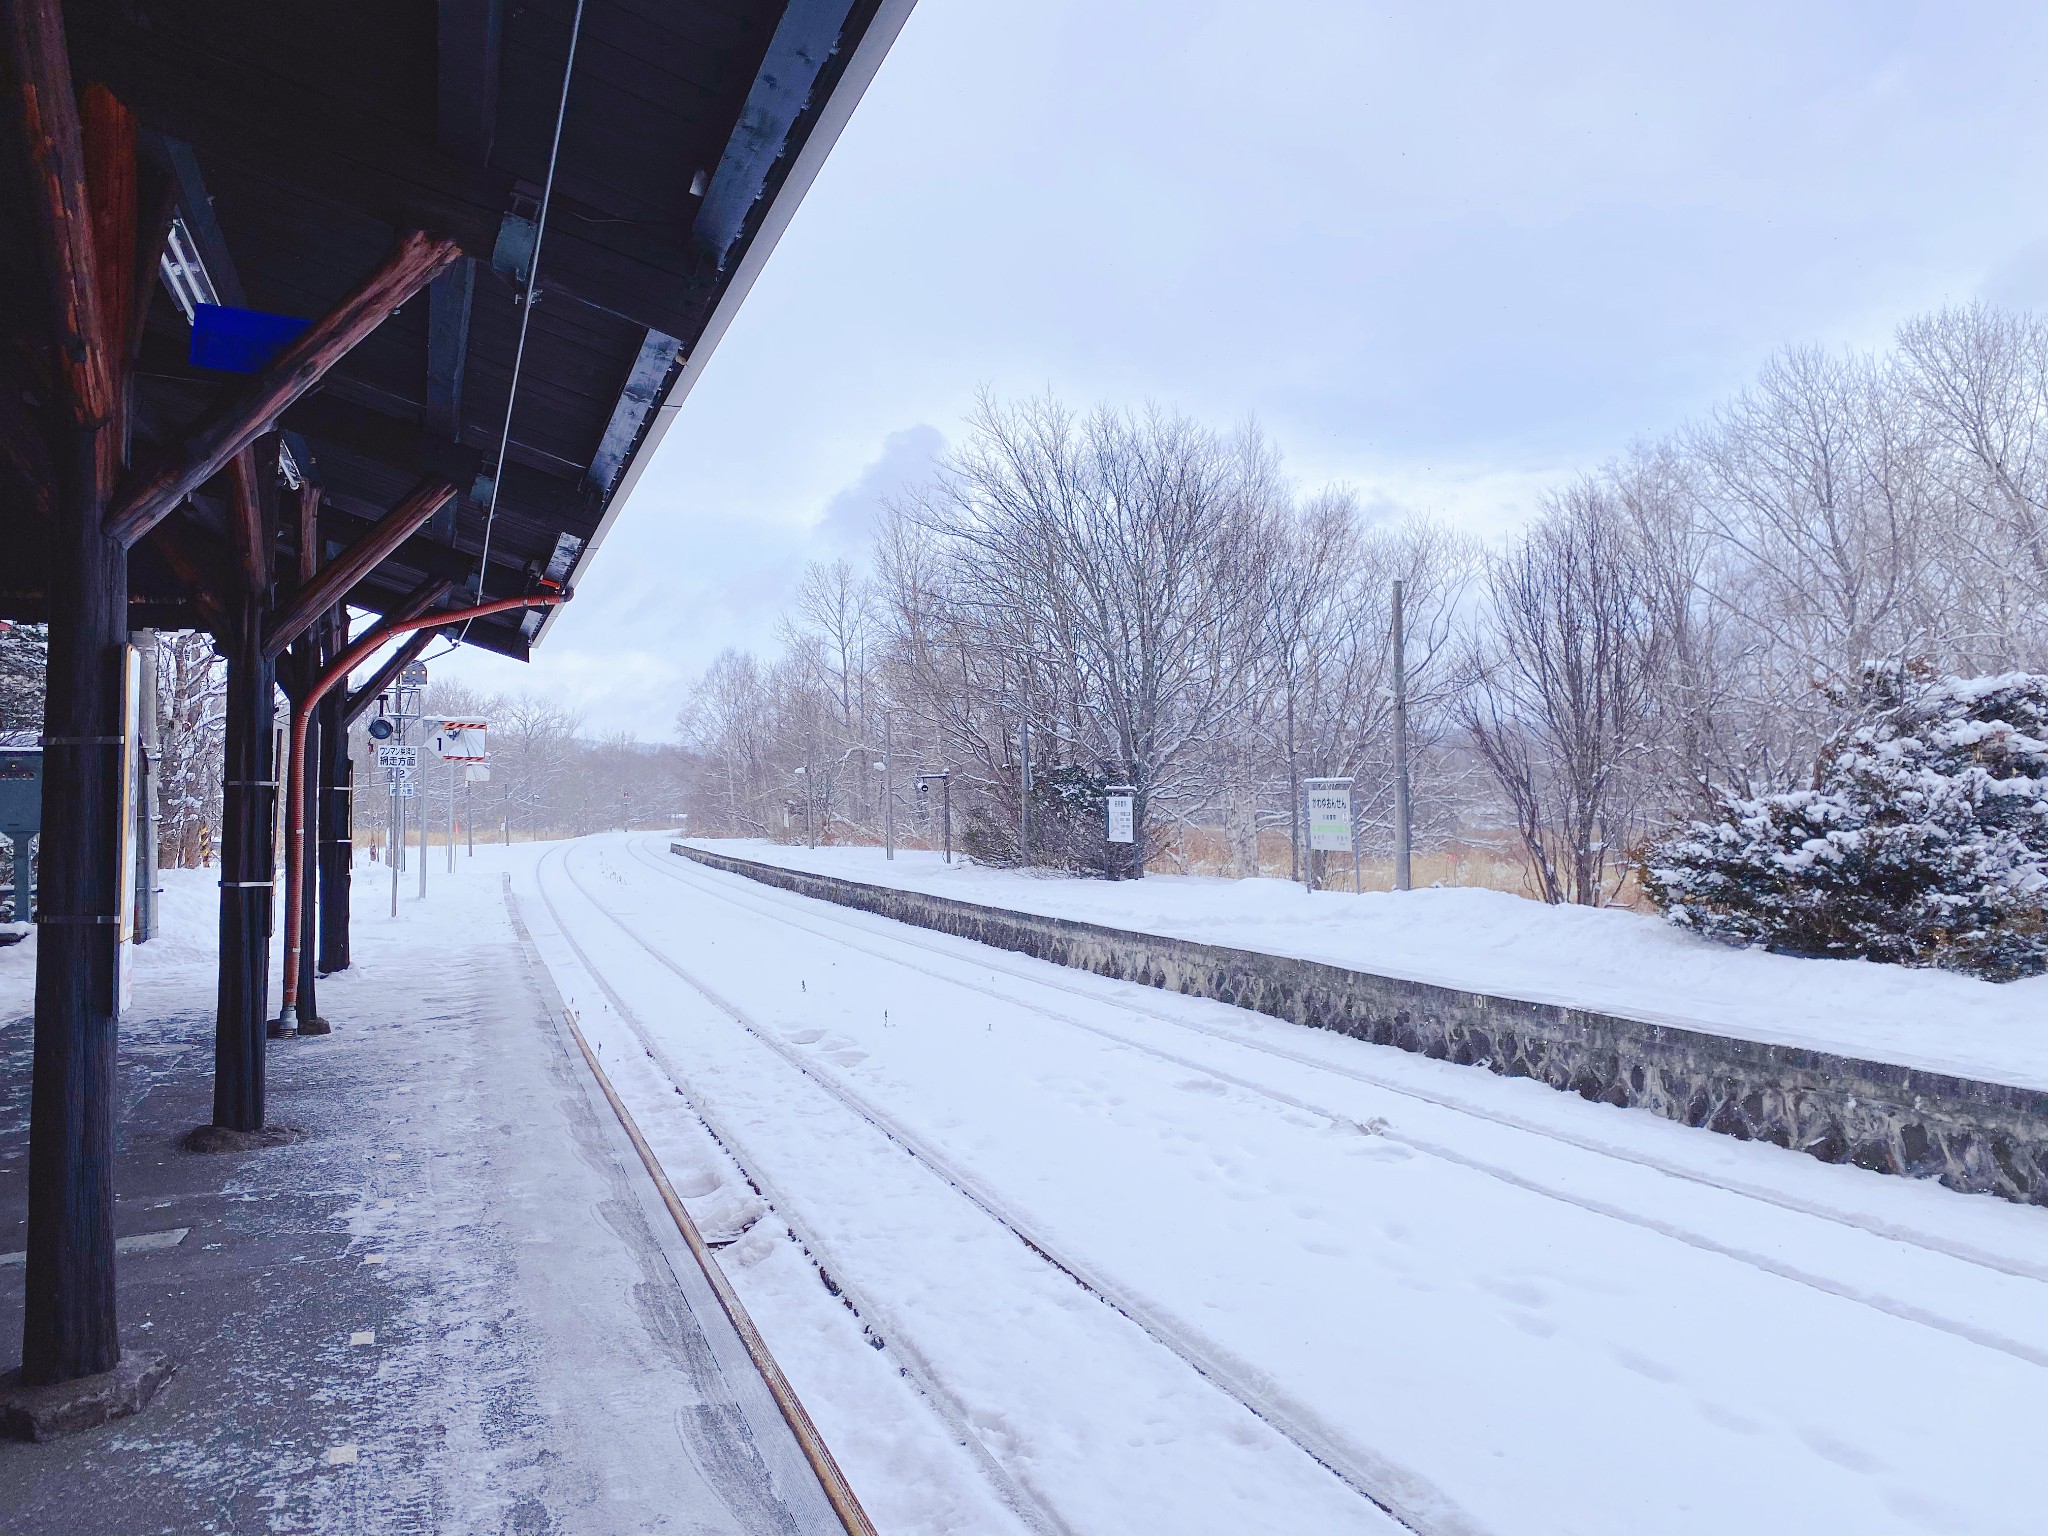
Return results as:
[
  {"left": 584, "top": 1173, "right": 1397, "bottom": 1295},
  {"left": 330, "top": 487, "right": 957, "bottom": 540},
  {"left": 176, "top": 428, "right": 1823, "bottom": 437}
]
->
[{"left": 430, "top": 0, "right": 2048, "bottom": 736}]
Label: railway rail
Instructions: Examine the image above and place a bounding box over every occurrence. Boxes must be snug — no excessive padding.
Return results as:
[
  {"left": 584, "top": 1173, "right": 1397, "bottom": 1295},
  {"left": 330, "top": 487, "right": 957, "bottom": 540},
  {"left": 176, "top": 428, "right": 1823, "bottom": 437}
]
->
[{"left": 528, "top": 833, "right": 2048, "bottom": 1536}]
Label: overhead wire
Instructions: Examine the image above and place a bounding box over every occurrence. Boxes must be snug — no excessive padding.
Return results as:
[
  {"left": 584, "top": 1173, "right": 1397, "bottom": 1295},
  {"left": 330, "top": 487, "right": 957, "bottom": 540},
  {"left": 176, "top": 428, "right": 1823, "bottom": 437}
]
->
[{"left": 462, "top": 0, "right": 590, "bottom": 643}]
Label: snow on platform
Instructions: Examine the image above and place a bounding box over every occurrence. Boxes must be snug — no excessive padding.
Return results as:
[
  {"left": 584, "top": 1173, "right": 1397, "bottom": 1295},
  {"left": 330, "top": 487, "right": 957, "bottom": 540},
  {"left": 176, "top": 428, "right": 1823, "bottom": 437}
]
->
[
  {"left": 682, "top": 838, "right": 2048, "bottom": 1091},
  {"left": 0, "top": 849, "right": 849, "bottom": 1535}
]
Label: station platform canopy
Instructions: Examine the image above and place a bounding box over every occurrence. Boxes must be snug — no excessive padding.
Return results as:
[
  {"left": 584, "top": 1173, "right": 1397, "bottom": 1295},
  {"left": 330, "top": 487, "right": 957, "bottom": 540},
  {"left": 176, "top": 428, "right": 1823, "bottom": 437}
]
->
[{"left": 0, "top": 0, "right": 914, "bottom": 657}]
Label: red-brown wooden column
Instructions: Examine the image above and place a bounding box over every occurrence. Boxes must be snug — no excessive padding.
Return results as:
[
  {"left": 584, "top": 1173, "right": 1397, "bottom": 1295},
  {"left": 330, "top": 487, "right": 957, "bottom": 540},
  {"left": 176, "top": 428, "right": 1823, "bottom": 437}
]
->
[
  {"left": 212, "top": 441, "right": 279, "bottom": 1127},
  {"left": 9, "top": 0, "right": 137, "bottom": 1388}
]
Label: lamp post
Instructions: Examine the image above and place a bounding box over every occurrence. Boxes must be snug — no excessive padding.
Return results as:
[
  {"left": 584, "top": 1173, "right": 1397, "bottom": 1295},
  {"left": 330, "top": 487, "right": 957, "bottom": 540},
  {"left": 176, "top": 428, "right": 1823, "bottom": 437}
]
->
[{"left": 881, "top": 714, "right": 894, "bottom": 860}]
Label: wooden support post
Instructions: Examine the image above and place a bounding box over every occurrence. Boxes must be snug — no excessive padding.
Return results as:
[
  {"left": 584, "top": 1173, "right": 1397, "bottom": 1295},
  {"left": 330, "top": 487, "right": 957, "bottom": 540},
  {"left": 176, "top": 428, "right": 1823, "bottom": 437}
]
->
[
  {"left": 9, "top": 0, "right": 131, "bottom": 1390},
  {"left": 264, "top": 478, "right": 455, "bottom": 659},
  {"left": 213, "top": 435, "right": 278, "bottom": 1120},
  {"left": 284, "top": 482, "right": 324, "bottom": 1033},
  {"left": 103, "top": 230, "right": 461, "bottom": 547},
  {"left": 316, "top": 627, "right": 352, "bottom": 977}
]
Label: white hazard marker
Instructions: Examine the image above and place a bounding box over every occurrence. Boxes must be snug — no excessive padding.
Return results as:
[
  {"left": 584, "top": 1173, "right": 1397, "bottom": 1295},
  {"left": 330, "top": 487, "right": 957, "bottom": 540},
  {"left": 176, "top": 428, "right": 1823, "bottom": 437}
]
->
[
  {"left": 326, "top": 1445, "right": 359, "bottom": 1465},
  {"left": 350, "top": 1330, "right": 376, "bottom": 1347},
  {"left": 364, "top": 1253, "right": 386, "bottom": 1266}
]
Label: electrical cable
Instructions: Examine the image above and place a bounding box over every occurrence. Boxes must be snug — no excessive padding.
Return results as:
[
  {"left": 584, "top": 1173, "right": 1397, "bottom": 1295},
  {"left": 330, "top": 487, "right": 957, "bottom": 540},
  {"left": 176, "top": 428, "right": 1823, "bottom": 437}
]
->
[{"left": 462, "top": 0, "right": 589, "bottom": 643}]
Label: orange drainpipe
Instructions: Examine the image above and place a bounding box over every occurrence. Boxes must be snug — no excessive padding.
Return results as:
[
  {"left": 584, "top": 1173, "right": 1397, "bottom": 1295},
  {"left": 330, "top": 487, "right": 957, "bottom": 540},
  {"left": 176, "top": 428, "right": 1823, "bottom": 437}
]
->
[{"left": 276, "top": 589, "right": 568, "bottom": 1030}]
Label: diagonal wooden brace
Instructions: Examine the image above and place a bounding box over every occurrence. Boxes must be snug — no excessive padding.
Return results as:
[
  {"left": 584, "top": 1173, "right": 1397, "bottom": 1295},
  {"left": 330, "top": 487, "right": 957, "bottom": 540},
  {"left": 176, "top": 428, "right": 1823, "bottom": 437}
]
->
[
  {"left": 102, "top": 229, "right": 461, "bottom": 547},
  {"left": 342, "top": 630, "right": 435, "bottom": 727},
  {"left": 339, "top": 576, "right": 456, "bottom": 723},
  {"left": 264, "top": 478, "right": 456, "bottom": 659}
]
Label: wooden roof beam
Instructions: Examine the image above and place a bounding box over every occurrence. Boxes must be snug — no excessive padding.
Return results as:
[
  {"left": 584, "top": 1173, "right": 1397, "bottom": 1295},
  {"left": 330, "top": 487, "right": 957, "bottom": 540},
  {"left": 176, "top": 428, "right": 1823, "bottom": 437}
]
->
[
  {"left": 12, "top": 0, "right": 114, "bottom": 429},
  {"left": 423, "top": 258, "right": 474, "bottom": 442},
  {"left": 315, "top": 501, "right": 532, "bottom": 589},
  {"left": 436, "top": 0, "right": 503, "bottom": 166},
  {"left": 265, "top": 478, "right": 457, "bottom": 660},
  {"left": 351, "top": 573, "right": 455, "bottom": 650},
  {"left": 103, "top": 229, "right": 462, "bottom": 548},
  {"left": 694, "top": 0, "right": 861, "bottom": 271}
]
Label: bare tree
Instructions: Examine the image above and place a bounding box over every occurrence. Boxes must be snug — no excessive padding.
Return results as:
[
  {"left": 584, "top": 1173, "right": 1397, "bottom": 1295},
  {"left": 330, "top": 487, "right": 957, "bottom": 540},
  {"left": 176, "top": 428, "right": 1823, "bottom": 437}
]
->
[
  {"left": 1463, "top": 484, "right": 1664, "bottom": 904},
  {"left": 155, "top": 632, "right": 226, "bottom": 868}
]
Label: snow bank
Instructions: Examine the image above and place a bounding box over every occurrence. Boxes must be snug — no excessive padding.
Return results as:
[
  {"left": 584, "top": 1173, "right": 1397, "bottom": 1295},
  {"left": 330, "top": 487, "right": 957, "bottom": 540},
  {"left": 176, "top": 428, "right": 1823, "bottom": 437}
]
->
[{"left": 682, "top": 839, "right": 2048, "bottom": 1091}]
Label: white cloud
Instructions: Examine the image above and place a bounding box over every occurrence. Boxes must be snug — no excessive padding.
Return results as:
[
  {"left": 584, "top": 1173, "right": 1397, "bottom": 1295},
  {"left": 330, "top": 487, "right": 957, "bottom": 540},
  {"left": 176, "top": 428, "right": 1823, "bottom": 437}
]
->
[{"left": 428, "top": 0, "right": 2048, "bottom": 734}]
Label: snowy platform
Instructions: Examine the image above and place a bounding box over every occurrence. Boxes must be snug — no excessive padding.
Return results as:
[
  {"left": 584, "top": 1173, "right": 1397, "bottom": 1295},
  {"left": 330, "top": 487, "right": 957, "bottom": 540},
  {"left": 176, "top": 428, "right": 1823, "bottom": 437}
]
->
[
  {"left": 682, "top": 839, "right": 2048, "bottom": 1091},
  {"left": 0, "top": 856, "right": 842, "bottom": 1535}
]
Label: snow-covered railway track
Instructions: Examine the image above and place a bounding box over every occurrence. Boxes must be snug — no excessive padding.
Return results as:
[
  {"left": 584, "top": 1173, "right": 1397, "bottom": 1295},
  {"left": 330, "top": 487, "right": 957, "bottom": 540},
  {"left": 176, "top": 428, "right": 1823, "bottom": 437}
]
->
[
  {"left": 534, "top": 842, "right": 1434, "bottom": 1536},
  {"left": 530, "top": 834, "right": 2048, "bottom": 1536},
  {"left": 637, "top": 841, "right": 2048, "bottom": 1308}
]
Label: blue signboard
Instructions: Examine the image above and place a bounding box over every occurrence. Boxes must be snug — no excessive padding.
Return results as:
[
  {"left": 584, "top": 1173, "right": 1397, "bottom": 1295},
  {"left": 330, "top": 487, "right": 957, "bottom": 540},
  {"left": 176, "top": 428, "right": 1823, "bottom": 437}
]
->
[{"left": 190, "top": 303, "right": 311, "bottom": 373}]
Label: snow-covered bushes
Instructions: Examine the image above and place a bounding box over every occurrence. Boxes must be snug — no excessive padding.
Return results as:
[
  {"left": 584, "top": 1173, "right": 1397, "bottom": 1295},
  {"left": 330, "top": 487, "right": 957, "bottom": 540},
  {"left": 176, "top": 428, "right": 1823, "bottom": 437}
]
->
[{"left": 1645, "top": 672, "right": 2048, "bottom": 980}]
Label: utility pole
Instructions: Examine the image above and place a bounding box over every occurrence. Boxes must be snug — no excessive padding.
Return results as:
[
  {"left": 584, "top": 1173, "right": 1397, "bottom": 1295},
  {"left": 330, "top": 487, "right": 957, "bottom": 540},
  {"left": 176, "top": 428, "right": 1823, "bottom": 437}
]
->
[
  {"left": 883, "top": 715, "right": 894, "bottom": 860},
  {"left": 1392, "top": 578, "right": 1412, "bottom": 893},
  {"left": 446, "top": 749, "right": 455, "bottom": 874},
  {"left": 417, "top": 753, "right": 428, "bottom": 900},
  {"left": 800, "top": 750, "right": 815, "bottom": 847},
  {"left": 1018, "top": 718, "right": 1032, "bottom": 867},
  {"left": 387, "top": 732, "right": 399, "bottom": 918}
]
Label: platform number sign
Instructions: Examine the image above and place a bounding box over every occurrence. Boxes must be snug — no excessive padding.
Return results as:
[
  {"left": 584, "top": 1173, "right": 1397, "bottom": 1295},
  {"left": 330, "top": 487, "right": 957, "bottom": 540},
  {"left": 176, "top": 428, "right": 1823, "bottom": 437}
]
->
[
  {"left": 431, "top": 720, "right": 489, "bottom": 761},
  {"left": 1106, "top": 792, "right": 1134, "bottom": 844},
  {"left": 377, "top": 744, "right": 418, "bottom": 783}
]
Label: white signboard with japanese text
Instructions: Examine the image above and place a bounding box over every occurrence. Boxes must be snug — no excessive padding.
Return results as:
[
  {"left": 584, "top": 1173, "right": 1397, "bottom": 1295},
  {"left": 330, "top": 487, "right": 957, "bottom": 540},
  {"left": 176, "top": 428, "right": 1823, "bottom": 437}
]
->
[
  {"left": 1305, "top": 785, "right": 1354, "bottom": 852},
  {"left": 1106, "top": 794, "right": 1134, "bottom": 844}
]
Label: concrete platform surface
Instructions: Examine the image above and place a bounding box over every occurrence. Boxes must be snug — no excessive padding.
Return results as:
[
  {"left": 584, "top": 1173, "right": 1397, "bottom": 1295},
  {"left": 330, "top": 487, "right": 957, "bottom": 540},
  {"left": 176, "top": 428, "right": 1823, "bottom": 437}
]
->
[{"left": 0, "top": 868, "right": 843, "bottom": 1535}]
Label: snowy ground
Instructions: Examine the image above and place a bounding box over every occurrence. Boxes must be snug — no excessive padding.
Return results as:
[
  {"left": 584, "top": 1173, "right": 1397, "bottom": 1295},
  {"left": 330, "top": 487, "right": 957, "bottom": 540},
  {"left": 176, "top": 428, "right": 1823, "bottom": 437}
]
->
[
  {"left": 520, "top": 834, "right": 2048, "bottom": 1536},
  {"left": 681, "top": 839, "right": 2048, "bottom": 1090},
  {"left": 11, "top": 837, "right": 2046, "bottom": 1534},
  {"left": 2, "top": 846, "right": 850, "bottom": 1534}
]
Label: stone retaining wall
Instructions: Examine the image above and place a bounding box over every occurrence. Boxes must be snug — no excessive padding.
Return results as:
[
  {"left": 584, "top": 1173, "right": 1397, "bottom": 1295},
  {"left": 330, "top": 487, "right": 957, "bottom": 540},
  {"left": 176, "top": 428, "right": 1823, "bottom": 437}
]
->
[{"left": 674, "top": 842, "right": 2048, "bottom": 1206}]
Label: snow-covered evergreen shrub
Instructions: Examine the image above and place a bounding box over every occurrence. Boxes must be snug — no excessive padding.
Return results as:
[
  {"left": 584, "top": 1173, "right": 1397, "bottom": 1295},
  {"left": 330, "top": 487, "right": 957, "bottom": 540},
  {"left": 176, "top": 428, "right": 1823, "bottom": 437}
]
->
[{"left": 1644, "top": 672, "right": 2048, "bottom": 980}]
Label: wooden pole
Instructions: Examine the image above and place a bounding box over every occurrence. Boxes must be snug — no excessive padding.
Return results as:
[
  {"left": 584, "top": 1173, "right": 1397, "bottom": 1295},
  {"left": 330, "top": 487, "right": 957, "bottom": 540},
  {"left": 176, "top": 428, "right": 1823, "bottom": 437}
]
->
[
  {"left": 285, "top": 483, "right": 323, "bottom": 1033},
  {"left": 103, "top": 231, "right": 461, "bottom": 547},
  {"left": 315, "top": 657, "right": 351, "bottom": 976},
  {"left": 1391, "top": 578, "right": 1412, "bottom": 893},
  {"left": 11, "top": 0, "right": 130, "bottom": 1383},
  {"left": 213, "top": 436, "right": 278, "bottom": 1122}
]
